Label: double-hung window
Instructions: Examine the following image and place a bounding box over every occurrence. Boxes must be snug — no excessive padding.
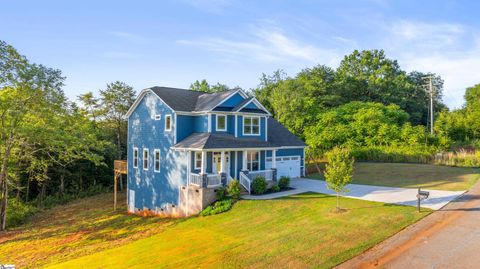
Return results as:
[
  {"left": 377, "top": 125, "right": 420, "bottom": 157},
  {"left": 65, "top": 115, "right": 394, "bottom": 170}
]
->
[
  {"left": 247, "top": 151, "right": 260, "bottom": 171},
  {"left": 143, "top": 149, "right": 149, "bottom": 170},
  {"left": 194, "top": 152, "right": 202, "bottom": 170},
  {"left": 165, "top": 114, "right": 172, "bottom": 131},
  {"left": 154, "top": 149, "right": 160, "bottom": 172},
  {"left": 243, "top": 116, "right": 260, "bottom": 135},
  {"left": 133, "top": 147, "right": 138, "bottom": 168},
  {"left": 216, "top": 115, "right": 226, "bottom": 131}
]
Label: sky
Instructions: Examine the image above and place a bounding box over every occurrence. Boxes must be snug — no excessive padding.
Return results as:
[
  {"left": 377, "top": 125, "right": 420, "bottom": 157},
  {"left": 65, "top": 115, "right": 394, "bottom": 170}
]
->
[{"left": 2, "top": 0, "right": 480, "bottom": 109}]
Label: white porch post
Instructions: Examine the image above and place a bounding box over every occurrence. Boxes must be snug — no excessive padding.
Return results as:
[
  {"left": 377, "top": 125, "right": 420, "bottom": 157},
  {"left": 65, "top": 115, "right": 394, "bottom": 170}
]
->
[
  {"left": 220, "top": 151, "right": 225, "bottom": 173},
  {"left": 272, "top": 150, "right": 277, "bottom": 168},
  {"left": 242, "top": 150, "right": 248, "bottom": 171},
  {"left": 200, "top": 150, "right": 206, "bottom": 174}
]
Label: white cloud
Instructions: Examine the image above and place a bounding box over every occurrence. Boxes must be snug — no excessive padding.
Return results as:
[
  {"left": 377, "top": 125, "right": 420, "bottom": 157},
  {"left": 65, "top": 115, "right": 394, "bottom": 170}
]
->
[
  {"left": 382, "top": 20, "right": 480, "bottom": 108},
  {"left": 178, "top": 26, "right": 341, "bottom": 66}
]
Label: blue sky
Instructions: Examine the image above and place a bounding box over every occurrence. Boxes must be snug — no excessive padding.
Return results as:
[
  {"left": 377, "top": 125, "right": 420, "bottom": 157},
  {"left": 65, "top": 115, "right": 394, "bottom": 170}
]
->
[{"left": 2, "top": 0, "right": 480, "bottom": 108}]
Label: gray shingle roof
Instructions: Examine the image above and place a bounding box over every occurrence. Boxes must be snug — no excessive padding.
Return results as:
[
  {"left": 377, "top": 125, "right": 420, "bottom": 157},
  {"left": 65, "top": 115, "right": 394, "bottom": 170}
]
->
[
  {"left": 173, "top": 133, "right": 277, "bottom": 149},
  {"left": 267, "top": 118, "right": 306, "bottom": 147},
  {"left": 173, "top": 118, "right": 306, "bottom": 149},
  {"left": 149, "top": 86, "right": 239, "bottom": 112}
]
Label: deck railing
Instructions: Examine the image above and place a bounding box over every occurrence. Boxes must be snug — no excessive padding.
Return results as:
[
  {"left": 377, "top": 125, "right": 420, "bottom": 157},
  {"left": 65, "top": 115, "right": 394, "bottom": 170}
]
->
[{"left": 190, "top": 173, "right": 203, "bottom": 186}]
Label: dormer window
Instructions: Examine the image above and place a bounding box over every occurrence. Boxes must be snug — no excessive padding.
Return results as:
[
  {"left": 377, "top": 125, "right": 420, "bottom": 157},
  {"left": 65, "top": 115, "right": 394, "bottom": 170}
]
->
[
  {"left": 216, "top": 115, "right": 226, "bottom": 131},
  {"left": 165, "top": 114, "right": 172, "bottom": 131},
  {"left": 243, "top": 116, "right": 260, "bottom": 135}
]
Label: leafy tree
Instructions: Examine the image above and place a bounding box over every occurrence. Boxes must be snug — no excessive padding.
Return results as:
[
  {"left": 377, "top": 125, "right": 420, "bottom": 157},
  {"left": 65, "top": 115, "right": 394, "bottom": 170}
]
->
[
  {"left": 305, "top": 102, "right": 427, "bottom": 156},
  {"left": 190, "top": 79, "right": 230, "bottom": 93},
  {"left": 99, "top": 81, "right": 136, "bottom": 190},
  {"left": 324, "top": 147, "right": 354, "bottom": 210},
  {"left": 78, "top": 92, "right": 100, "bottom": 124}
]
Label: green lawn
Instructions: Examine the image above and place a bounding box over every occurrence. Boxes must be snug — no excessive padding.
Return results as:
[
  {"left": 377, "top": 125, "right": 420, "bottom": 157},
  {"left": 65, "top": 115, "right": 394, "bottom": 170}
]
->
[
  {"left": 30, "top": 192, "right": 430, "bottom": 269},
  {"left": 309, "top": 162, "right": 480, "bottom": 191}
]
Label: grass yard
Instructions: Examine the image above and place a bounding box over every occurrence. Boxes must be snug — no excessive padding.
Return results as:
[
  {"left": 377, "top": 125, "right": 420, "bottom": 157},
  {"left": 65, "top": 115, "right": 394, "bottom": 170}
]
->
[
  {"left": 0, "top": 192, "right": 430, "bottom": 269},
  {"left": 309, "top": 162, "right": 480, "bottom": 191},
  {"left": 0, "top": 193, "right": 178, "bottom": 269}
]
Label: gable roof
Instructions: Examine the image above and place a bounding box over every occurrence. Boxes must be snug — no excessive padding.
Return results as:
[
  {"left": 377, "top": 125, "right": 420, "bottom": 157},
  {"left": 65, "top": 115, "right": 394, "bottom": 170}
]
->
[
  {"left": 127, "top": 86, "right": 272, "bottom": 116},
  {"left": 267, "top": 118, "right": 306, "bottom": 147}
]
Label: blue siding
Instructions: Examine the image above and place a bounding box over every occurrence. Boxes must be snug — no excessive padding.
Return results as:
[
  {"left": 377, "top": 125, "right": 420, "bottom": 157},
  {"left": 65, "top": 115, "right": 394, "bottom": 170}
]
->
[
  {"left": 176, "top": 115, "right": 194, "bottom": 142},
  {"left": 127, "top": 92, "right": 188, "bottom": 211},
  {"left": 217, "top": 92, "right": 245, "bottom": 108},
  {"left": 227, "top": 115, "right": 235, "bottom": 135},
  {"left": 245, "top": 102, "right": 260, "bottom": 109},
  {"left": 193, "top": 115, "right": 209, "bottom": 133}
]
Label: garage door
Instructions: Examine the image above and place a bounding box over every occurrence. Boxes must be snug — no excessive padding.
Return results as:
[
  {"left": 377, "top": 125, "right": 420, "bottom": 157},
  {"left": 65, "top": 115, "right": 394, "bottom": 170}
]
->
[{"left": 266, "top": 156, "right": 301, "bottom": 178}]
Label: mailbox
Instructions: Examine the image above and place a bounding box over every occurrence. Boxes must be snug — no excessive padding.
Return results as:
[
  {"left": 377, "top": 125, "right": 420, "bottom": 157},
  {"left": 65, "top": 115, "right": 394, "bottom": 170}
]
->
[{"left": 416, "top": 188, "right": 430, "bottom": 212}]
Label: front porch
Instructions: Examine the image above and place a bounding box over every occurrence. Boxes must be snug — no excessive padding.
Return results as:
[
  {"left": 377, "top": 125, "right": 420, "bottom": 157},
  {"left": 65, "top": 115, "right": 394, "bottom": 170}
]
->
[{"left": 187, "top": 149, "right": 280, "bottom": 193}]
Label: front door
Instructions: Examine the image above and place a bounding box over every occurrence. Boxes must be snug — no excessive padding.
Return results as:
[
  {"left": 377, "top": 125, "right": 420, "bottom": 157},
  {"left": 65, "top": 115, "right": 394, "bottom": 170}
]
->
[{"left": 212, "top": 152, "right": 230, "bottom": 174}]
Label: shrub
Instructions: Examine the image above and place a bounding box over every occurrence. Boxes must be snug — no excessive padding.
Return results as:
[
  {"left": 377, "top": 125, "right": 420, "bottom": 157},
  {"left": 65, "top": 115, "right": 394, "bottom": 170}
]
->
[
  {"left": 350, "top": 145, "right": 436, "bottom": 164},
  {"left": 216, "top": 187, "right": 227, "bottom": 200},
  {"left": 227, "top": 179, "right": 241, "bottom": 199},
  {"left": 278, "top": 176, "right": 290, "bottom": 190},
  {"left": 272, "top": 184, "right": 280, "bottom": 192},
  {"left": 325, "top": 147, "right": 354, "bottom": 209},
  {"left": 200, "top": 199, "right": 235, "bottom": 216},
  {"left": 6, "top": 198, "right": 37, "bottom": 227},
  {"left": 251, "top": 176, "right": 267, "bottom": 195}
]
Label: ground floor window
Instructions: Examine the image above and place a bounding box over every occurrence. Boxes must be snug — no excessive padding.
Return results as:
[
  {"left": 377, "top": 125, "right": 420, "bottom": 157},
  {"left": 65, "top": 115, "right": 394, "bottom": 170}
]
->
[
  {"left": 194, "top": 152, "right": 202, "bottom": 170},
  {"left": 247, "top": 151, "right": 260, "bottom": 171},
  {"left": 154, "top": 149, "right": 160, "bottom": 172}
]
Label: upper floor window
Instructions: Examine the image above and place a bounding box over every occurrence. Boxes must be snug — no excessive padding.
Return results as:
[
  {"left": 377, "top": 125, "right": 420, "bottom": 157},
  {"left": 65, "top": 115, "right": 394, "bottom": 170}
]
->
[
  {"left": 154, "top": 114, "right": 161, "bottom": 120},
  {"left": 133, "top": 147, "right": 138, "bottom": 168},
  {"left": 143, "top": 149, "right": 149, "bottom": 170},
  {"left": 216, "top": 115, "right": 226, "bottom": 131},
  {"left": 154, "top": 149, "right": 160, "bottom": 172},
  {"left": 243, "top": 116, "right": 260, "bottom": 135},
  {"left": 194, "top": 152, "right": 202, "bottom": 170},
  {"left": 165, "top": 114, "right": 172, "bottom": 131}
]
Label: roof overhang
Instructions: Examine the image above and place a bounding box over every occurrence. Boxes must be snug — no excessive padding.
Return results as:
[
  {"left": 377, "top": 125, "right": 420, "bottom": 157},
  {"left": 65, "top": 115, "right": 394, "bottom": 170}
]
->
[{"left": 125, "top": 88, "right": 175, "bottom": 117}]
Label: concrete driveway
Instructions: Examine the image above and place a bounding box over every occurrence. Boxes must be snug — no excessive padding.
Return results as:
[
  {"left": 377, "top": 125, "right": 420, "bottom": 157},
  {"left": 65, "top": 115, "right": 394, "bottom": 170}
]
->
[
  {"left": 243, "top": 178, "right": 465, "bottom": 210},
  {"left": 338, "top": 181, "right": 480, "bottom": 269}
]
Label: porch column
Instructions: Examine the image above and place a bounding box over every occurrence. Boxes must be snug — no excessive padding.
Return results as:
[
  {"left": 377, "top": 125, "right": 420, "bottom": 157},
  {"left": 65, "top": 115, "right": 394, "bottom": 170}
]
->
[
  {"left": 271, "top": 149, "right": 277, "bottom": 182},
  {"left": 220, "top": 151, "right": 227, "bottom": 186},
  {"left": 242, "top": 150, "right": 248, "bottom": 171},
  {"left": 201, "top": 150, "right": 207, "bottom": 188}
]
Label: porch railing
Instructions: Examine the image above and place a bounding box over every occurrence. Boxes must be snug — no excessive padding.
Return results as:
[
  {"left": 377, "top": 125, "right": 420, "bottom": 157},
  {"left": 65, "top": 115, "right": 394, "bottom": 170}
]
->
[
  {"left": 247, "top": 170, "right": 273, "bottom": 181},
  {"left": 190, "top": 173, "right": 203, "bottom": 186},
  {"left": 189, "top": 173, "right": 222, "bottom": 188},
  {"left": 239, "top": 172, "right": 251, "bottom": 194}
]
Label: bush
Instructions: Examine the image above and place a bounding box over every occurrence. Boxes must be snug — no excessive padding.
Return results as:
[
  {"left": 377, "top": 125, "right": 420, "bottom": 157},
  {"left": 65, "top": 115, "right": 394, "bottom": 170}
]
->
[
  {"left": 227, "top": 179, "right": 241, "bottom": 199},
  {"left": 271, "top": 184, "right": 280, "bottom": 192},
  {"left": 6, "top": 198, "right": 37, "bottom": 227},
  {"left": 215, "top": 187, "right": 227, "bottom": 200},
  {"left": 351, "top": 145, "right": 436, "bottom": 164},
  {"left": 200, "top": 199, "right": 235, "bottom": 216},
  {"left": 36, "top": 185, "right": 107, "bottom": 209},
  {"left": 278, "top": 176, "right": 290, "bottom": 190},
  {"left": 251, "top": 176, "right": 267, "bottom": 195}
]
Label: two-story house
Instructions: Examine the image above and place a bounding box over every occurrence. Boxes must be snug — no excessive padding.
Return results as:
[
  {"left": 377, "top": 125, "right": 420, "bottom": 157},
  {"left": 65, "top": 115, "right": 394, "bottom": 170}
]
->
[{"left": 126, "top": 87, "right": 306, "bottom": 216}]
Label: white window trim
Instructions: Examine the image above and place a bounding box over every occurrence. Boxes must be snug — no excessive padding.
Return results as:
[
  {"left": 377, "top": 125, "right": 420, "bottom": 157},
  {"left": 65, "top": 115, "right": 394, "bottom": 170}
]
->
[
  {"left": 216, "top": 114, "right": 227, "bottom": 131},
  {"left": 133, "top": 147, "right": 138, "bottom": 168},
  {"left": 242, "top": 116, "right": 261, "bottom": 136},
  {"left": 154, "top": 149, "right": 160, "bottom": 172},
  {"left": 194, "top": 152, "right": 202, "bottom": 170},
  {"left": 143, "top": 149, "right": 149, "bottom": 171},
  {"left": 165, "top": 114, "right": 172, "bottom": 131}
]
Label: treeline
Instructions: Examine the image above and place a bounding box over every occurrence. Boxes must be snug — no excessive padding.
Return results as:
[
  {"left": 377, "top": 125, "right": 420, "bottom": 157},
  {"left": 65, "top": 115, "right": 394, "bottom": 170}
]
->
[{"left": 0, "top": 41, "right": 135, "bottom": 230}]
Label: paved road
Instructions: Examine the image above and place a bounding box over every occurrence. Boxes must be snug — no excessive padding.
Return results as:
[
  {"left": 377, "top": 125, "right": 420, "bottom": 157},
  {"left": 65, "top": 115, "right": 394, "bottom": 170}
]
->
[
  {"left": 243, "top": 178, "right": 464, "bottom": 210},
  {"left": 337, "top": 180, "right": 480, "bottom": 269}
]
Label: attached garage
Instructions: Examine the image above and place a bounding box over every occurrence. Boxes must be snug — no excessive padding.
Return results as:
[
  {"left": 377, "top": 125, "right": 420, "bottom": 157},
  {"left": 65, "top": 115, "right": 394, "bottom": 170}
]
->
[{"left": 266, "top": 155, "right": 302, "bottom": 178}]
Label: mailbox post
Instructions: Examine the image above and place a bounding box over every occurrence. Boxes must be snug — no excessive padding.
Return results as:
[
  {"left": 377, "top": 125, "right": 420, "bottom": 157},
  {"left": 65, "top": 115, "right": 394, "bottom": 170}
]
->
[{"left": 416, "top": 188, "right": 430, "bottom": 212}]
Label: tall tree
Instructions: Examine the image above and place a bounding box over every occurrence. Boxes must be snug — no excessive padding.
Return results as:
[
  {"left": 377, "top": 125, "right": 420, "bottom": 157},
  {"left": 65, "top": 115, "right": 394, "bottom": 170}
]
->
[
  {"left": 99, "top": 81, "right": 136, "bottom": 190},
  {"left": 190, "top": 79, "right": 230, "bottom": 93}
]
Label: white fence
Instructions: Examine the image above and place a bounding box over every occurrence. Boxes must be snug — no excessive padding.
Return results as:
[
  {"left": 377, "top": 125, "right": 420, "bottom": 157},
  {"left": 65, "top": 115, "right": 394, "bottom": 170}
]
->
[
  {"left": 239, "top": 172, "right": 251, "bottom": 194},
  {"left": 189, "top": 173, "right": 222, "bottom": 187},
  {"left": 247, "top": 170, "right": 273, "bottom": 181}
]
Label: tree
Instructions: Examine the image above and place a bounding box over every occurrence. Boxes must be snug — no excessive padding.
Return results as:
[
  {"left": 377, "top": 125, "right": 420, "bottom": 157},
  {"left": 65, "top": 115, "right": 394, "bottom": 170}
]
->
[
  {"left": 99, "top": 81, "right": 136, "bottom": 190},
  {"left": 78, "top": 92, "right": 100, "bottom": 124},
  {"left": 324, "top": 147, "right": 354, "bottom": 210},
  {"left": 190, "top": 79, "right": 230, "bottom": 93}
]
